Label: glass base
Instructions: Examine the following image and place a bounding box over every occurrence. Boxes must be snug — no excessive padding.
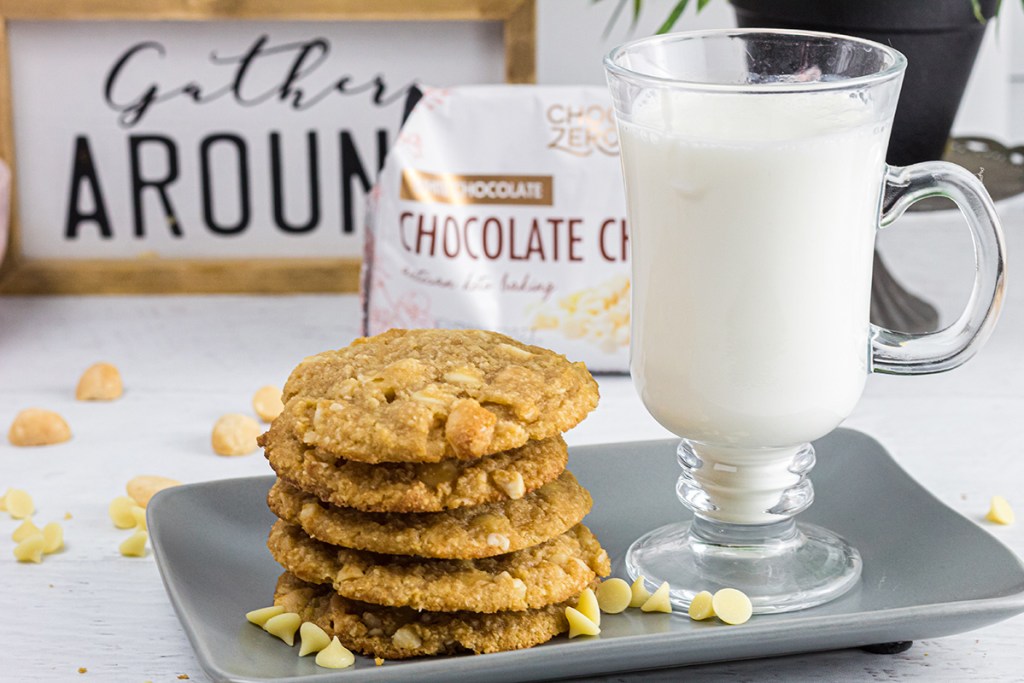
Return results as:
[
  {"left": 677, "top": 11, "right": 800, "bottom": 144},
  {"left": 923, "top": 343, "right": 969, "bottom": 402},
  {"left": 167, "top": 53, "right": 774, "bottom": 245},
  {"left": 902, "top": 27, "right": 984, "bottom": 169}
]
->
[{"left": 624, "top": 516, "right": 862, "bottom": 614}]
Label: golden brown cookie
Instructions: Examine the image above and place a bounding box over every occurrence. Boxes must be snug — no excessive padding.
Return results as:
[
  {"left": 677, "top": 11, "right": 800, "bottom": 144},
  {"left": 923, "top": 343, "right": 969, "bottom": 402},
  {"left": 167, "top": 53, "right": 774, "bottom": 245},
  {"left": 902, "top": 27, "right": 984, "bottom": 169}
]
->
[
  {"left": 266, "top": 471, "right": 592, "bottom": 559},
  {"left": 262, "top": 416, "right": 568, "bottom": 512},
  {"left": 267, "top": 519, "right": 610, "bottom": 613},
  {"left": 280, "top": 329, "right": 599, "bottom": 462},
  {"left": 274, "top": 572, "right": 577, "bottom": 658}
]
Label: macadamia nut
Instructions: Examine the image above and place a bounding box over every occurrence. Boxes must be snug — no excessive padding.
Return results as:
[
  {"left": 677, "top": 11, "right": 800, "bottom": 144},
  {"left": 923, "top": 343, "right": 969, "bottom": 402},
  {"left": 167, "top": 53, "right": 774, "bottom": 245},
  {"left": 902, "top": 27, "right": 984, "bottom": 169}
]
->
[
  {"left": 211, "top": 414, "right": 262, "bottom": 456},
  {"left": 126, "top": 475, "right": 180, "bottom": 508},
  {"left": 8, "top": 409, "right": 71, "bottom": 447},
  {"left": 76, "top": 362, "right": 123, "bottom": 401},
  {"left": 252, "top": 386, "right": 284, "bottom": 423}
]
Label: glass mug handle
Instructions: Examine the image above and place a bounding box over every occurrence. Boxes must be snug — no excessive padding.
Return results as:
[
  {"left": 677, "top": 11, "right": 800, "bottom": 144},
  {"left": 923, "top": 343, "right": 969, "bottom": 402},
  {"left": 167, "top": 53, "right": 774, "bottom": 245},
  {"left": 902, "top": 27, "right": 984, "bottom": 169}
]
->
[{"left": 871, "top": 162, "right": 1007, "bottom": 375}]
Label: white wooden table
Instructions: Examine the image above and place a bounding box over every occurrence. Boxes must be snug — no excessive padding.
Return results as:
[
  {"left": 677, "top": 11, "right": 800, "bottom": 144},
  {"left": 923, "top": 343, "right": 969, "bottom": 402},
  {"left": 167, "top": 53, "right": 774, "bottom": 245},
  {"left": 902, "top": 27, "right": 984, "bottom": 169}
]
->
[{"left": 1, "top": 196, "right": 1022, "bottom": 682}]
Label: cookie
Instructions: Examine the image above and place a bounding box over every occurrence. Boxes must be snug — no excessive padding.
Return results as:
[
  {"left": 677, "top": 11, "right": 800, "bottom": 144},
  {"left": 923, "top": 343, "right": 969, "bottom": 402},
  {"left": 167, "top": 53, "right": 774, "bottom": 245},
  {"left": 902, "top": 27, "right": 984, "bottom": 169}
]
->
[
  {"left": 274, "top": 572, "right": 577, "bottom": 658},
  {"left": 266, "top": 471, "right": 592, "bottom": 559},
  {"left": 263, "top": 416, "right": 568, "bottom": 512},
  {"left": 280, "top": 329, "right": 599, "bottom": 462},
  {"left": 267, "top": 519, "right": 610, "bottom": 613}
]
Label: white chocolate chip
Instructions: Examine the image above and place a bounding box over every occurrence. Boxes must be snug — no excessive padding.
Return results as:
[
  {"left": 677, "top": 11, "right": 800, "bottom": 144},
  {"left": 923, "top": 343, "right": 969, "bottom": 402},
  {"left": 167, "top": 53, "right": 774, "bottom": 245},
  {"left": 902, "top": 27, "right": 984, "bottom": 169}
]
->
[
  {"left": 391, "top": 626, "right": 422, "bottom": 650},
  {"left": 13, "top": 534, "right": 45, "bottom": 563},
  {"left": 641, "top": 582, "right": 672, "bottom": 613},
  {"left": 5, "top": 489, "right": 33, "bottom": 519},
  {"left": 42, "top": 522, "right": 63, "bottom": 554},
  {"left": 315, "top": 636, "right": 354, "bottom": 669},
  {"left": 75, "top": 362, "right": 123, "bottom": 401},
  {"left": 131, "top": 507, "right": 147, "bottom": 531},
  {"left": 298, "top": 621, "right": 331, "bottom": 656},
  {"left": 987, "top": 495, "right": 1015, "bottom": 525},
  {"left": 486, "top": 533, "right": 511, "bottom": 552},
  {"left": 246, "top": 605, "right": 285, "bottom": 627},
  {"left": 688, "top": 591, "right": 715, "bottom": 621},
  {"left": 12, "top": 518, "right": 40, "bottom": 543},
  {"left": 264, "top": 612, "right": 301, "bottom": 646},
  {"left": 565, "top": 606, "right": 600, "bottom": 638},
  {"left": 109, "top": 496, "right": 141, "bottom": 528},
  {"left": 629, "top": 576, "right": 651, "bottom": 608},
  {"left": 577, "top": 587, "right": 601, "bottom": 625},
  {"left": 595, "top": 578, "right": 632, "bottom": 614},
  {"left": 493, "top": 471, "right": 526, "bottom": 499},
  {"left": 712, "top": 588, "right": 752, "bottom": 625},
  {"left": 119, "top": 530, "right": 148, "bottom": 557}
]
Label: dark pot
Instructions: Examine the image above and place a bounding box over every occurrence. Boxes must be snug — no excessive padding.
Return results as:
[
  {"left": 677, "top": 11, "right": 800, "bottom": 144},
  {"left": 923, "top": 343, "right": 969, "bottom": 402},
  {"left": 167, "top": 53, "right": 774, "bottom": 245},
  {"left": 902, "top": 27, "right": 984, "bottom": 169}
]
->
[{"left": 730, "top": 0, "right": 997, "bottom": 166}]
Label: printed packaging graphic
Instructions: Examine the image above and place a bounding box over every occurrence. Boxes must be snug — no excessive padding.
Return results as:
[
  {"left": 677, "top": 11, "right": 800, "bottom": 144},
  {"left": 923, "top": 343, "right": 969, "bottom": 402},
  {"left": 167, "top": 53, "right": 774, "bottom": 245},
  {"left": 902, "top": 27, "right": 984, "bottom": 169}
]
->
[{"left": 362, "top": 86, "right": 630, "bottom": 372}]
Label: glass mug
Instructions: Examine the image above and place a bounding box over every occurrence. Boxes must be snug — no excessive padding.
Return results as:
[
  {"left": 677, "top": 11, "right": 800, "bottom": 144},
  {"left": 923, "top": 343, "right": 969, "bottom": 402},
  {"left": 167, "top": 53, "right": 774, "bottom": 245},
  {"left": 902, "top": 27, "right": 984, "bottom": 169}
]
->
[{"left": 605, "top": 29, "right": 1006, "bottom": 612}]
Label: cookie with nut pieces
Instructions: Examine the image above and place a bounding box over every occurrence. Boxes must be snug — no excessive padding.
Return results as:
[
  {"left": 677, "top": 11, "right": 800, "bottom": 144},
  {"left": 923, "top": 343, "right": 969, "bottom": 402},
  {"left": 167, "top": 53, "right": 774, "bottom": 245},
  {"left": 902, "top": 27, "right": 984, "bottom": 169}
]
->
[
  {"left": 266, "top": 472, "right": 591, "bottom": 560},
  {"left": 274, "top": 572, "right": 587, "bottom": 658},
  {"left": 267, "top": 519, "right": 609, "bottom": 613},
  {"left": 280, "top": 329, "right": 599, "bottom": 463},
  {"left": 261, "top": 415, "right": 568, "bottom": 513}
]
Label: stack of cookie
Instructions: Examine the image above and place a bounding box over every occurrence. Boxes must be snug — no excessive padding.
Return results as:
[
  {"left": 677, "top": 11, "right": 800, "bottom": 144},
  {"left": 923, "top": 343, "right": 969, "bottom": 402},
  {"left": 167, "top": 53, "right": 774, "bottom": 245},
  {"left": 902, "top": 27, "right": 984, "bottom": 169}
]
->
[{"left": 258, "top": 329, "right": 608, "bottom": 658}]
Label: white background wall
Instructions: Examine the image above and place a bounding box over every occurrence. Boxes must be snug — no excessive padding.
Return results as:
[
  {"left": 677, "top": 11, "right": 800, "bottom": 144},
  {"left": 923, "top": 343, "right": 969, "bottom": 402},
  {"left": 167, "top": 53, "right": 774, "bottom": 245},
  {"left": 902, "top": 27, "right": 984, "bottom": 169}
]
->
[{"left": 536, "top": 0, "right": 1022, "bottom": 144}]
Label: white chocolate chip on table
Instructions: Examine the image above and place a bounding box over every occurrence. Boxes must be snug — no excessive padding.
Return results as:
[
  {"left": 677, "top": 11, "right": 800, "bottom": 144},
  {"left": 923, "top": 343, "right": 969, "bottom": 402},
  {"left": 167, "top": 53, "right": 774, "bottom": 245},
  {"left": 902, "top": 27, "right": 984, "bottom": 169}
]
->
[
  {"left": 12, "top": 518, "right": 40, "bottom": 543},
  {"left": 211, "top": 414, "right": 262, "bottom": 456},
  {"left": 14, "top": 534, "right": 45, "bottom": 563},
  {"left": 5, "top": 489, "right": 34, "bottom": 519},
  {"left": 75, "top": 362, "right": 124, "bottom": 401},
  {"left": 42, "top": 522, "right": 64, "bottom": 554},
  {"left": 109, "top": 496, "right": 142, "bottom": 528},
  {"left": 119, "top": 530, "right": 148, "bottom": 558},
  {"left": 987, "top": 496, "right": 1015, "bottom": 525},
  {"left": 7, "top": 409, "right": 71, "bottom": 447}
]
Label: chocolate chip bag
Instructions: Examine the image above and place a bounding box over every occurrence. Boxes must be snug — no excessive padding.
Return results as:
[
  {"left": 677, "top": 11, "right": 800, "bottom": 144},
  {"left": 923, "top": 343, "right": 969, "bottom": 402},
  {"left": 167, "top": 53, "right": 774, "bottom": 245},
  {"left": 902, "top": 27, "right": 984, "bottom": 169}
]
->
[{"left": 362, "top": 85, "right": 630, "bottom": 372}]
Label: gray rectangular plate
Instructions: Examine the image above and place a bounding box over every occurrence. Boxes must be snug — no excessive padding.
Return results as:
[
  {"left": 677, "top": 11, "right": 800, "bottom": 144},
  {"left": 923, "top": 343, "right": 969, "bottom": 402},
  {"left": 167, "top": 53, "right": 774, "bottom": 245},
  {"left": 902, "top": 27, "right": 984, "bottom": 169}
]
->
[{"left": 148, "top": 428, "right": 1024, "bottom": 683}]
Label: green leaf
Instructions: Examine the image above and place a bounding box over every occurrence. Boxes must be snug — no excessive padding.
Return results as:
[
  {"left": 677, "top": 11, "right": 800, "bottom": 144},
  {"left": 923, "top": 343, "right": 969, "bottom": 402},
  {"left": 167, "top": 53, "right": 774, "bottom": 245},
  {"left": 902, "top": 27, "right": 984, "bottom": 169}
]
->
[
  {"left": 657, "top": 0, "right": 691, "bottom": 34},
  {"left": 697, "top": 0, "right": 713, "bottom": 10},
  {"left": 970, "top": 0, "right": 988, "bottom": 23},
  {"left": 633, "top": 0, "right": 643, "bottom": 26}
]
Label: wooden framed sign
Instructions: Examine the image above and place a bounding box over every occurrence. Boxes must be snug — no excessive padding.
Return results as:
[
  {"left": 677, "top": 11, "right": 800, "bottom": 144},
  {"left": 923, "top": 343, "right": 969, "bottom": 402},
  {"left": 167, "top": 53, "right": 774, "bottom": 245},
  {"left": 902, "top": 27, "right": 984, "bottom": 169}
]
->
[{"left": 0, "top": 0, "right": 535, "bottom": 293}]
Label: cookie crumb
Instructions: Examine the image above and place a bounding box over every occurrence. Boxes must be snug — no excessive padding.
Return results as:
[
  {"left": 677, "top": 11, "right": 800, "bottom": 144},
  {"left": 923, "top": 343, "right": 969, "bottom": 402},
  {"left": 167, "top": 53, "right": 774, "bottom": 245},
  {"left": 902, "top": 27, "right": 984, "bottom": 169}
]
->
[
  {"left": 177, "top": 675, "right": 190, "bottom": 680},
  {"left": 77, "top": 668, "right": 86, "bottom": 674},
  {"left": 375, "top": 657, "right": 385, "bottom": 666},
  {"left": 64, "top": 512, "right": 73, "bottom": 520}
]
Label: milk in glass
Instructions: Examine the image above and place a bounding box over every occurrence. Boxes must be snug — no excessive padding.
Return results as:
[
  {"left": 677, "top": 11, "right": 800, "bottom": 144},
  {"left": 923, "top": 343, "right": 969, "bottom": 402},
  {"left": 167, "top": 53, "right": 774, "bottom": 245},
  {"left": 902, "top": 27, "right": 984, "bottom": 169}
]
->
[{"left": 621, "top": 91, "right": 889, "bottom": 449}]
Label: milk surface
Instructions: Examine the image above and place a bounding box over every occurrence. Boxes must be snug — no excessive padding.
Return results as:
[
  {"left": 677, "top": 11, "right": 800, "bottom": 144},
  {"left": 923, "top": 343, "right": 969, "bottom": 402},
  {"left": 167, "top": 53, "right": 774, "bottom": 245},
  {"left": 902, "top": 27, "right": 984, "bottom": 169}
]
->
[{"left": 622, "top": 91, "right": 889, "bottom": 449}]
